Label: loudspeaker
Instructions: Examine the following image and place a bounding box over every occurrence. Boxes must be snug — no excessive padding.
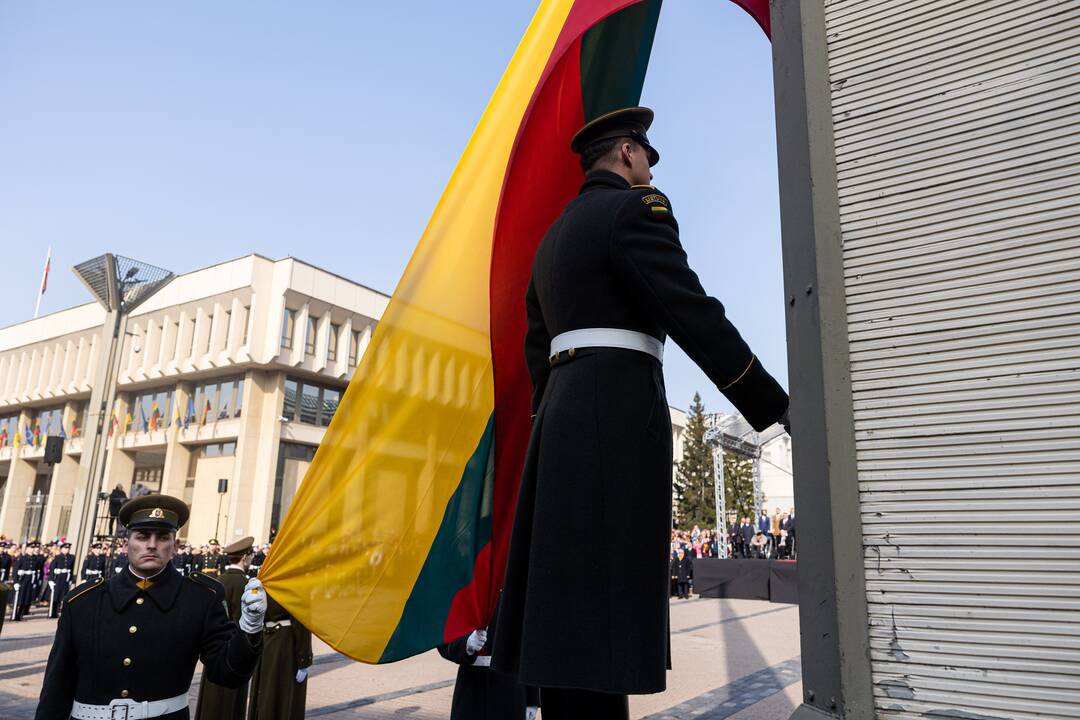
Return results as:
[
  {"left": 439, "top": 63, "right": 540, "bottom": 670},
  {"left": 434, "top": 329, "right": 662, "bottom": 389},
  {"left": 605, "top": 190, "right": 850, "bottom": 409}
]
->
[
  {"left": 44, "top": 435, "right": 64, "bottom": 464},
  {"left": 217, "top": 477, "right": 228, "bottom": 494}
]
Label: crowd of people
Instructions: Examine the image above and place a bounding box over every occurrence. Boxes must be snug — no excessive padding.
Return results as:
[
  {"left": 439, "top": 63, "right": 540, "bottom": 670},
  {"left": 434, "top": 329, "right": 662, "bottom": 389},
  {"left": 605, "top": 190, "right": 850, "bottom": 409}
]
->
[
  {"left": 0, "top": 535, "right": 272, "bottom": 622},
  {"left": 670, "top": 507, "right": 797, "bottom": 564}
]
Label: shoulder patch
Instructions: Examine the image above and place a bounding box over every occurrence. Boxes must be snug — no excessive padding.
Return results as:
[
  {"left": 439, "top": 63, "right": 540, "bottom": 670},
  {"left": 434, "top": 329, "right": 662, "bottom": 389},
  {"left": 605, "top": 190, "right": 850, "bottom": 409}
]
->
[
  {"left": 188, "top": 571, "right": 224, "bottom": 594},
  {"left": 640, "top": 193, "right": 668, "bottom": 207},
  {"left": 66, "top": 577, "right": 105, "bottom": 604}
]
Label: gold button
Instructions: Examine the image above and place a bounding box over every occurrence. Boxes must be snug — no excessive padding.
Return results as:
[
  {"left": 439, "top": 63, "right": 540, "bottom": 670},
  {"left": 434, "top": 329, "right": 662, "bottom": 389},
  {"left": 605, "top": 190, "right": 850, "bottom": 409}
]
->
[
  {"left": 121, "top": 690, "right": 129, "bottom": 698},
  {"left": 136, "top": 598, "right": 144, "bottom": 605},
  {"left": 123, "top": 658, "right": 132, "bottom": 667},
  {"left": 129, "top": 625, "right": 137, "bottom": 634}
]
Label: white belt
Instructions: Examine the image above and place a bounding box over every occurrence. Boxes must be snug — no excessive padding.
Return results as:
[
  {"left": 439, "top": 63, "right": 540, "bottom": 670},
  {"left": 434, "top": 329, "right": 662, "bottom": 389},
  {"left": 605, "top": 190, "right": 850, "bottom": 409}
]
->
[
  {"left": 265, "top": 619, "right": 291, "bottom": 629},
  {"left": 473, "top": 655, "right": 492, "bottom": 667},
  {"left": 17, "top": 570, "right": 33, "bottom": 575},
  {"left": 54, "top": 569, "right": 71, "bottom": 574},
  {"left": 549, "top": 328, "right": 663, "bottom": 363},
  {"left": 70, "top": 693, "right": 188, "bottom": 720}
]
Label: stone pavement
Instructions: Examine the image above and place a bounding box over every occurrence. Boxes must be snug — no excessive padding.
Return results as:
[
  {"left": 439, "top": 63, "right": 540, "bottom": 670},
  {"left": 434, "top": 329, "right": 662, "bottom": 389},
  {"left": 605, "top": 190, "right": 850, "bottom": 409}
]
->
[{"left": 0, "top": 596, "right": 801, "bottom": 719}]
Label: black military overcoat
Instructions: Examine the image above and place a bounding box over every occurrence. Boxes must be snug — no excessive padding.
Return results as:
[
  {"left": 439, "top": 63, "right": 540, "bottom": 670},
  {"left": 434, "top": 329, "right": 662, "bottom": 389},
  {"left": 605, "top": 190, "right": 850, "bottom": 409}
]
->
[
  {"left": 35, "top": 566, "right": 260, "bottom": 720},
  {"left": 492, "top": 170, "right": 788, "bottom": 694}
]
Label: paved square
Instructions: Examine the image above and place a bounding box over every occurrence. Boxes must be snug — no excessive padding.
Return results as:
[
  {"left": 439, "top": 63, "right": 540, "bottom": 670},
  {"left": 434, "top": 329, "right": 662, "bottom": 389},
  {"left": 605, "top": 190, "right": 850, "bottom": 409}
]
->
[{"left": 0, "top": 596, "right": 800, "bottom": 719}]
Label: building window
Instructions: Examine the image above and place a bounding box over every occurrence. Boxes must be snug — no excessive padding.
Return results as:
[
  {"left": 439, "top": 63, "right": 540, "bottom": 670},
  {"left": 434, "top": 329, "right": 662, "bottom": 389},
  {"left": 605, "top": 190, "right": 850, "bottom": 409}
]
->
[
  {"left": 328, "top": 323, "right": 340, "bottom": 362},
  {"left": 282, "top": 376, "right": 343, "bottom": 427},
  {"left": 189, "top": 376, "right": 244, "bottom": 424},
  {"left": 0, "top": 413, "right": 20, "bottom": 448},
  {"left": 349, "top": 330, "right": 360, "bottom": 368},
  {"left": 198, "top": 441, "right": 236, "bottom": 458},
  {"left": 129, "top": 389, "right": 174, "bottom": 431},
  {"left": 305, "top": 316, "right": 319, "bottom": 356},
  {"left": 281, "top": 308, "right": 296, "bottom": 351},
  {"left": 36, "top": 406, "right": 65, "bottom": 441}
]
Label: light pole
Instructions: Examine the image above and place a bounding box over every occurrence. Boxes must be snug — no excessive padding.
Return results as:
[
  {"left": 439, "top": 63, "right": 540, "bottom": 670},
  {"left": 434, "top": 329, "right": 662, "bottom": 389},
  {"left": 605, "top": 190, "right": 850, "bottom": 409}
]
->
[{"left": 68, "top": 254, "right": 174, "bottom": 564}]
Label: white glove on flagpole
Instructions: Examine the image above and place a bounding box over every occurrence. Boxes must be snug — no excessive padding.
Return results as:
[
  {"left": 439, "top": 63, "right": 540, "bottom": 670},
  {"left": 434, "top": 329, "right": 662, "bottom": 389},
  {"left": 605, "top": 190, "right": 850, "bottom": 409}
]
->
[
  {"left": 239, "top": 577, "right": 267, "bottom": 634},
  {"left": 465, "top": 629, "right": 487, "bottom": 655}
]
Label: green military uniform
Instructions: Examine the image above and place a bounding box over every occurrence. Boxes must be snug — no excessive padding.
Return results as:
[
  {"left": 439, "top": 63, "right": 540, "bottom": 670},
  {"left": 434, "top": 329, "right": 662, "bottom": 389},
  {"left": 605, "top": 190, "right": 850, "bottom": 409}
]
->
[
  {"left": 247, "top": 593, "right": 313, "bottom": 720},
  {"left": 195, "top": 537, "right": 256, "bottom": 720}
]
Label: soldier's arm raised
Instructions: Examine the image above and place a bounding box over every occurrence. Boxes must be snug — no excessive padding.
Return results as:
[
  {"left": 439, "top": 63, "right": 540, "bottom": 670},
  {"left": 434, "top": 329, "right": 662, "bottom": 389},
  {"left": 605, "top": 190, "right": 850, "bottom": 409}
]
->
[{"left": 610, "top": 189, "right": 788, "bottom": 431}]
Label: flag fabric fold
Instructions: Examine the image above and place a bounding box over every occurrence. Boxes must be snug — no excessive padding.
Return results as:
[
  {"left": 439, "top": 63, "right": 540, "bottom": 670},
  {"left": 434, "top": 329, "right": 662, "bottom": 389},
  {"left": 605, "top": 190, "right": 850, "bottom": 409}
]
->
[{"left": 261, "top": 0, "right": 769, "bottom": 664}]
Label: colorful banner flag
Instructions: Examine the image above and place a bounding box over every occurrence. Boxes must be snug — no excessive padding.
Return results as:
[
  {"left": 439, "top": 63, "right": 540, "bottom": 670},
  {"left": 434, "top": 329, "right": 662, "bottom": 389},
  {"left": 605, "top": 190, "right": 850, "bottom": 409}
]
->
[
  {"left": 172, "top": 401, "right": 182, "bottom": 429},
  {"left": 260, "top": 0, "right": 769, "bottom": 665},
  {"left": 199, "top": 398, "right": 211, "bottom": 426},
  {"left": 138, "top": 403, "right": 149, "bottom": 433},
  {"left": 0, "top": 426, "right": 8, "bottom": 449},
  {"left": 184, "top": 398, "right": 194, "bottom": 430},
  {"left": 150, "top": 402, "right": 161, "bottom": 431}
]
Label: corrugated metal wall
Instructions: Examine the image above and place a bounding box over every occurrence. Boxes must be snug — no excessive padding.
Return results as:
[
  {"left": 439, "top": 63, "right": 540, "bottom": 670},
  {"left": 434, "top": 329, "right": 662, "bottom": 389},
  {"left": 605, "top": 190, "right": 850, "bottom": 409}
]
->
[{"left": 824, "top": 0, "right": 1080, "bottom": 717}]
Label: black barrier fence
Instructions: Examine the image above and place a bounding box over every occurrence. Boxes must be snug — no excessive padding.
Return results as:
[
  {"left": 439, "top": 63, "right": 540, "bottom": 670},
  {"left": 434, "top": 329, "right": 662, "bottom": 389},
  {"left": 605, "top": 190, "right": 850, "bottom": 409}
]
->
[{"left": 693, "top": 559, "right": 798, "bottom": 604}]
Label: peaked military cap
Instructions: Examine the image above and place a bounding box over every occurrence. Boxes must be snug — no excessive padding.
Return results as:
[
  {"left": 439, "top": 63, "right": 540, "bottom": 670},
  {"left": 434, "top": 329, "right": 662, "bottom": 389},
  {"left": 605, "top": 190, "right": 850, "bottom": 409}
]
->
[
  {"left": 570, "top": 106, "right": 660, "bottom": 166},
  {"left": 224, "top": 536, "right": 254, "bottom": 558},
  {"left": 118, "top": 494, "right": 190, "bottom": 532}
]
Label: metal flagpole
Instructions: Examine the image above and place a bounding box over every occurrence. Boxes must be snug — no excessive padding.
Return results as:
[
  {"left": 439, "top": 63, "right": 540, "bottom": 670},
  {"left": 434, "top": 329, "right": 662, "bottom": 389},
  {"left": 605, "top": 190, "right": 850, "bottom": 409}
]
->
[{"left": 34, "top": 247, "right": 51, "bottom": 319}]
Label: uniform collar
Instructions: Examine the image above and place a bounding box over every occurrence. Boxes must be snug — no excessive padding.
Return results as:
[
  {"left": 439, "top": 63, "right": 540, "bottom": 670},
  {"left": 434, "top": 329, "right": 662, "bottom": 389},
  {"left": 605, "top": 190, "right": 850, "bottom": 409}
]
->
[
  {"left": 109, "top": 563, "right": 183, "bottom": 612},
  {"left": 580, "top": 169, "right": 631, "bottom": 194}
]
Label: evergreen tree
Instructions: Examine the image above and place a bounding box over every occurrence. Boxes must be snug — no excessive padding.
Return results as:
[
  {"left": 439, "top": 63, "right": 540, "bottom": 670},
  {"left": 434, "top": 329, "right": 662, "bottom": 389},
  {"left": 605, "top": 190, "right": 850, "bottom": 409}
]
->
[
  {"left": 723, "top": 452, "right": 756, "bottom": 524},
  {"left": 675, "top": 393, "right": 715, "bottom": 527}
]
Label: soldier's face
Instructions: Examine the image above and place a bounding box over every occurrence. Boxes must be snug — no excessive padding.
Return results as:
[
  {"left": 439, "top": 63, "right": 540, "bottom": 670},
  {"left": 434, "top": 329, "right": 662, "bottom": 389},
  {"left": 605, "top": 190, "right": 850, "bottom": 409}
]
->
[{"left": 127, "top": 529, "right": 176, "bottom": 574}]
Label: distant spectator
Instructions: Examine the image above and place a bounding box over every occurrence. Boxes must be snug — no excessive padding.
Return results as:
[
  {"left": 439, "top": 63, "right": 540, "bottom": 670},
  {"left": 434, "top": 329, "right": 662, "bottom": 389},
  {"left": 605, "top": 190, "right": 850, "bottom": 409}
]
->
[
  {"left": 107, "top": 483, "right": 127, "bottom": 533},
  {"left": 670, "top": 548, "right": 693, "bottom": 599},
  {"left": 749, "top": 530, "right": 768, "bottom": 559}
]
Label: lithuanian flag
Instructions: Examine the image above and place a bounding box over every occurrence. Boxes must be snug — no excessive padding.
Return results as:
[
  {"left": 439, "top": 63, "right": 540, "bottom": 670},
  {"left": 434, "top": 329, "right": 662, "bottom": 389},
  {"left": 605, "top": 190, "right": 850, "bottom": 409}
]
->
[{"left": 260, "top": 0, "right": 770, "bottom": 663}]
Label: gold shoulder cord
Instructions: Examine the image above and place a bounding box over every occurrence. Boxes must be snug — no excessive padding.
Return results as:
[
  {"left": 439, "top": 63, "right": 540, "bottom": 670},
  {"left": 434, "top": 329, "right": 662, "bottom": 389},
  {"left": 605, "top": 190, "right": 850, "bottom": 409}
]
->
[{"left": 66, "top": 578, "right": 105, "bottom": 604}]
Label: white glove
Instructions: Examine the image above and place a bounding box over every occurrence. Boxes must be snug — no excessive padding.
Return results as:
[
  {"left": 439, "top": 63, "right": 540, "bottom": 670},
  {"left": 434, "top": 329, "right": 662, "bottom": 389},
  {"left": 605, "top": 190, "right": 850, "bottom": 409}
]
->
[
  {"left": 526, "top": 707, "right": 539, "bottom": 720},
  {"left": 295, "top": 668, "right": 309, "bottom": 683},
  {"left": 239, "top": 578, "right": 267, "bottom": 634},
  {"left": 465, "top": 629, "right": 487, "bottom": 655}
]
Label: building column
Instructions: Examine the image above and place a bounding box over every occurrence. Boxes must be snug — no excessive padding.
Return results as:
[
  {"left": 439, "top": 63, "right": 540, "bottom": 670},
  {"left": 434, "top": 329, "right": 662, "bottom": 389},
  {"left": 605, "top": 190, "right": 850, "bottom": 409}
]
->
[
  {"left": 39, "top": 400, "right": 84, "bottom": 540},
  {"left": 234, "top": 371, "right": 284, "bottom": 543},
  {"left": 771, "top": 1, "right": 873, "bottom": 718},
  {"left": 0, "top": 456, "right": 36, "bottom": 540},
  {"left": 161, "top": 383, "right": 193, "bottom": 500}
]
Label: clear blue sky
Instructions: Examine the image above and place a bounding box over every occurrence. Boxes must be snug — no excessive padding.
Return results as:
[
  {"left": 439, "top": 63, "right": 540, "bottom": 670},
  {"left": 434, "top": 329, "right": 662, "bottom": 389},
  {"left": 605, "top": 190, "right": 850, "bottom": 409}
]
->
[{"left": 0, "top": 1, "right": 786, "bottom": 416}]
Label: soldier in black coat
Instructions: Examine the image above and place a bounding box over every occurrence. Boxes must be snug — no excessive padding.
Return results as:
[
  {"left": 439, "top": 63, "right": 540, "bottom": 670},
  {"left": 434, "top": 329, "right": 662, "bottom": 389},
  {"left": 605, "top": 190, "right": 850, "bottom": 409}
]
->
[
  {"left": 12, "top": 542, "right": 42, "bottom": 620},
  {"left": 438, "top": 598, "right": 537, "bottom": 720},
  {"left": 492, "top": 107, "right": 789, "bottom": 718},
  {"left": 48, "top": 543, "right": 77, "bottom": 619},
  {"left": 81, "top": 543, "right": 108, "bottom": 583},
  {"left": 0, "top": 540, "right": 12, "bottom": 582},
  {"left": 670, "top": 549, "right": 693, "bottom": 600},
  {"left": 35, "top": 495, "right": 265, "bottom": 720}
]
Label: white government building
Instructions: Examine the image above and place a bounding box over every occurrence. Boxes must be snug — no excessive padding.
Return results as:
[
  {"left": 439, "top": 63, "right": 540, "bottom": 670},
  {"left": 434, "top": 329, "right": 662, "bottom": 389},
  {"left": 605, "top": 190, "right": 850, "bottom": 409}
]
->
[
  {"left": 0, "top": 253, "right": 710, "bottom": 546},
  {"left": 0, "top": 255, "right": 388, "bottom": 545}
]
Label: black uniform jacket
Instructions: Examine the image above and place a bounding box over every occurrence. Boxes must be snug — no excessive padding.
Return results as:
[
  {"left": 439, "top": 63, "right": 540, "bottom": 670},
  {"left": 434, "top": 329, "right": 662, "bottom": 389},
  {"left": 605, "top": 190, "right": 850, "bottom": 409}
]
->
[
  {"left": 492, "top": 170, "right": 788, "bottom": 695},
  {"left": 438, "top": 600, "right": 533, "bottom": 720},
  {"left": 35, "top": 566, "right": 261, "bottom": 720}
]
